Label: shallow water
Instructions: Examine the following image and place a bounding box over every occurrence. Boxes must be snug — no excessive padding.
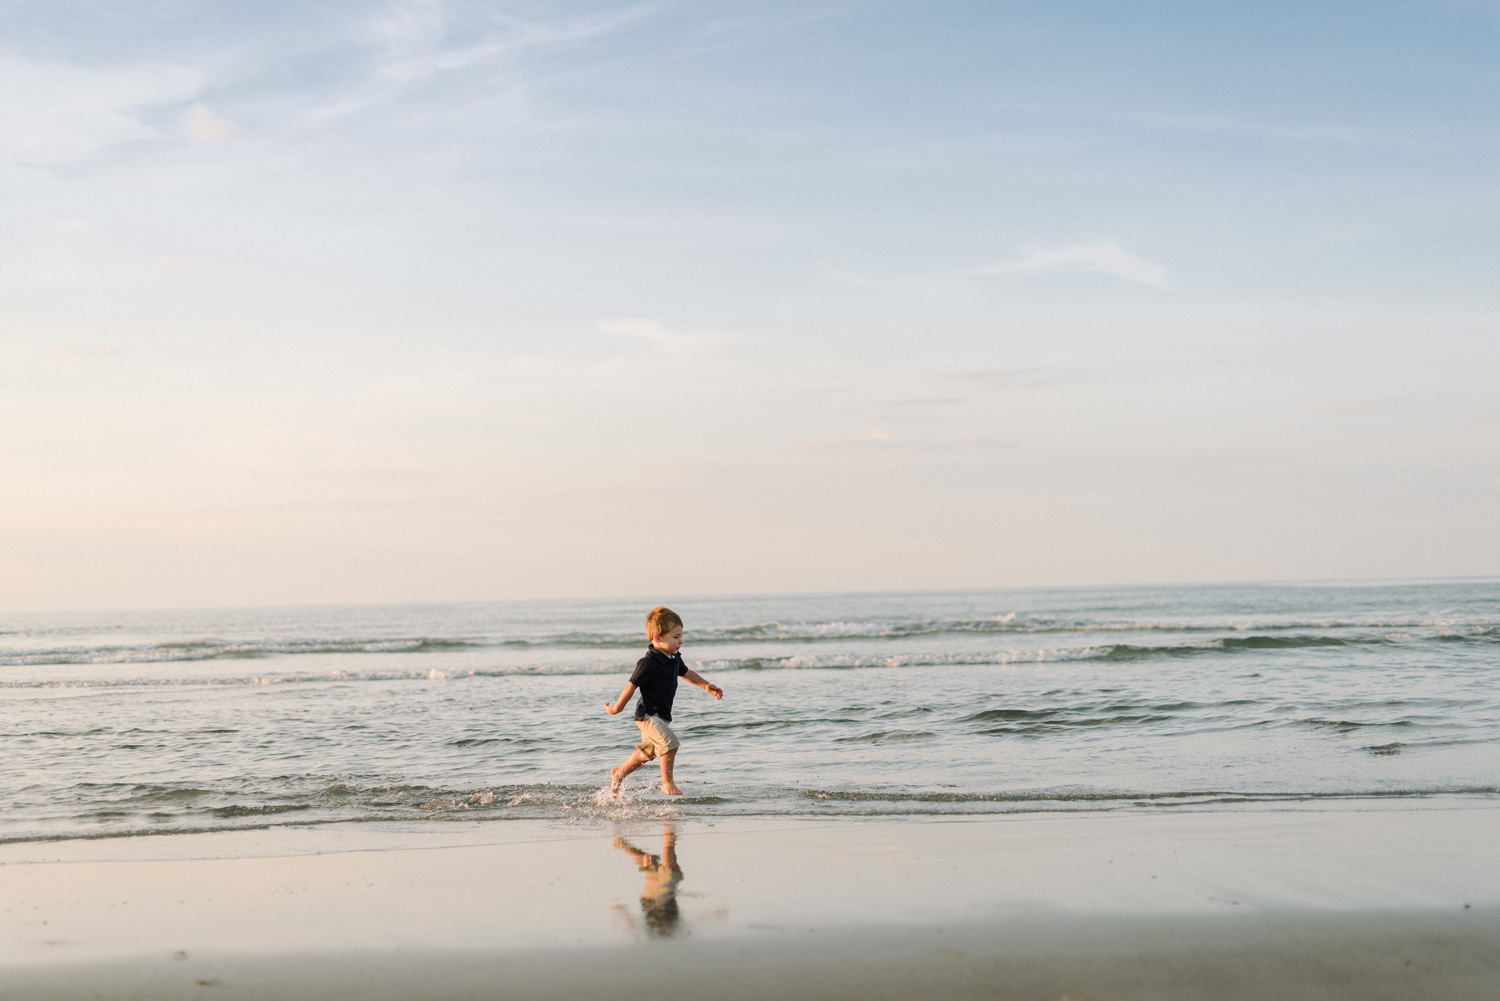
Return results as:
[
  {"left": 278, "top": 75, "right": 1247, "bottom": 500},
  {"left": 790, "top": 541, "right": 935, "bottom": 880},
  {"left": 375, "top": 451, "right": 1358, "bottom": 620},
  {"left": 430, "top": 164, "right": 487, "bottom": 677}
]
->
[{"left": 1, "top": 579, "right": 1496, "bottom": 842}]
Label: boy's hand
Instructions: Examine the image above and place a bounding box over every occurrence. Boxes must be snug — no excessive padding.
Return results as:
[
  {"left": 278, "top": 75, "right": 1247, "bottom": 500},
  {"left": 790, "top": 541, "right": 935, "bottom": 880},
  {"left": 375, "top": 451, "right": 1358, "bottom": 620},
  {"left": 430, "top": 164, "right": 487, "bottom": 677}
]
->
[
  {"left": 706, "top": 684, "right": 724, "bottom": 700},
  {"left": 606, "top": 682, "right": 637, "bottom": 716}
]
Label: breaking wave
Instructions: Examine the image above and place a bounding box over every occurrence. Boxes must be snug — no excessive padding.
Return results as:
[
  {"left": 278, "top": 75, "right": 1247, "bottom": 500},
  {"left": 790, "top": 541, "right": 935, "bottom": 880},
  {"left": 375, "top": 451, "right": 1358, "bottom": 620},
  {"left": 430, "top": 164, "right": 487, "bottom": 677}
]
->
[
  {"left": 2, "top": 621, "right": 1494, "bottom": 669},
  {"left": 1, "top": 626, "right": 1492, "bottom": 687}
]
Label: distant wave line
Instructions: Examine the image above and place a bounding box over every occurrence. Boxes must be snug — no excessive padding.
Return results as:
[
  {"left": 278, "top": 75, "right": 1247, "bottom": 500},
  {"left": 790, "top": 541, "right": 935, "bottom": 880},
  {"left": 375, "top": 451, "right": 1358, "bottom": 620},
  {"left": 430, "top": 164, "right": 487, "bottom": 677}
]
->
[
  {"left": 3, "top": 629, "right": 1498, "bottom": 684},
  {"left": 1, "top": 620, "right": 1495, "bottom": 667}
]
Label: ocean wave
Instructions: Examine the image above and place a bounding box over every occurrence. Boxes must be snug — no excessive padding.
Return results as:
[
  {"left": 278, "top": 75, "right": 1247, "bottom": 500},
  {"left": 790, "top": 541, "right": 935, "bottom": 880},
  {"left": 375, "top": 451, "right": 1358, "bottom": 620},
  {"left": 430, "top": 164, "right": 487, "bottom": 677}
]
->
[
  {"left": 0, "top": 628, "right": 1480, "bottom": 688},
  {"left": 0, "top": 648, "right": 1101, "bottom": 687},
  {"left": 0, "top": 637, "right": 484, "bottom": 667},
  {"left": 796, "top": 786, "right": 1500, "bottom": 806},
  {"left": 1298, "top": 717, "right": 1416, "bottom": 731},
  {"left": 0, "top": 778, "right": 718, "bottom": 843},
  {"left": 0, "top": 669, "right": 491, "bottom": 689},
  {"left": 3, "top": 780, "right": 1495, "bottom": 846},
  {"left": 1099, "top": 634, "right": 1364, "bottom": 661},
  {"left": 685, "top": 617, "right": 1500, "bottom": 643},
  {"left": 832, "top": 730, "right": 937, "bottom": 743},
  {"left": 3, "top": 619, "right": 1495, "bottom": 667},
  {"left": 957, "top": 703, "right": 1188, "bottom": 734}
]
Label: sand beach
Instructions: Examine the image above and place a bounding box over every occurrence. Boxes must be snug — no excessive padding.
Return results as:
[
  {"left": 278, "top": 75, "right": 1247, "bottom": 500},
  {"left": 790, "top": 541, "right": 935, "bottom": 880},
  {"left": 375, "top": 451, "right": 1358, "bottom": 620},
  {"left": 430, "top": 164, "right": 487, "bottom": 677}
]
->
[{"left": 3, "top": 804, "right": 1496, "bottom": 1000}]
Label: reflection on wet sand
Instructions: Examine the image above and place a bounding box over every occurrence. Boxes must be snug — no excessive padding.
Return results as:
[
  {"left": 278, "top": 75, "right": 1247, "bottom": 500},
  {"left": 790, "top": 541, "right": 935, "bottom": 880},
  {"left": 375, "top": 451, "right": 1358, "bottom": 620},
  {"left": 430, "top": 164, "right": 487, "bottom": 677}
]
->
[{"left": 613, "top": 823, "right": 684, "bottom": 938}]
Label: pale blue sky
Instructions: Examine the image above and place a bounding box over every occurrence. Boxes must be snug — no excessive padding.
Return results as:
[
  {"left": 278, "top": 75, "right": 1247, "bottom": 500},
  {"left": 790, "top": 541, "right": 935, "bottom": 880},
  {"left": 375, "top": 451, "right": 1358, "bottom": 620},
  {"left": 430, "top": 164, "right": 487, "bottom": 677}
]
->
[{"left": 2, "top": 1, "right": 1497, "bottom": 610}]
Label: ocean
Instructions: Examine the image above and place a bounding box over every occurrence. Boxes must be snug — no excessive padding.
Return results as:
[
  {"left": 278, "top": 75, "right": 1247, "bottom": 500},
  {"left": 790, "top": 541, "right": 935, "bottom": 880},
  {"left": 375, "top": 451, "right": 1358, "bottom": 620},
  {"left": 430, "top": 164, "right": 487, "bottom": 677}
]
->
[{"left": 1, "top": 579, "right": 1496, "bottom": 843}]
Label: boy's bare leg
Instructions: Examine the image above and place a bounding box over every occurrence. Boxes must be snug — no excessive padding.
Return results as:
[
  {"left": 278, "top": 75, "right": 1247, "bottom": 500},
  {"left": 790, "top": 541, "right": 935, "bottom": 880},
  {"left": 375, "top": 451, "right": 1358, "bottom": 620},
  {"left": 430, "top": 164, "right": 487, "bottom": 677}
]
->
[
  {"left": 610, "top": 749, "right": 650, "bottom": 797},
  {"left": 661, "top": 822, "right": 679, "bottom": 867},
  {"left": 659, "top": 748, "right": 682, "bottom": 796}
]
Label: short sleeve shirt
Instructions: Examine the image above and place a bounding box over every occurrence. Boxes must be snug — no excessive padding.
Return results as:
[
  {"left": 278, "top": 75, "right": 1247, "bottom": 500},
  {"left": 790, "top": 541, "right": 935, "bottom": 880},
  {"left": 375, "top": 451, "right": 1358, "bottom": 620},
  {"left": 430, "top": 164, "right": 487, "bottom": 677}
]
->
[{"left": 630, "top": 648, "right": 688, "bottom": 722}]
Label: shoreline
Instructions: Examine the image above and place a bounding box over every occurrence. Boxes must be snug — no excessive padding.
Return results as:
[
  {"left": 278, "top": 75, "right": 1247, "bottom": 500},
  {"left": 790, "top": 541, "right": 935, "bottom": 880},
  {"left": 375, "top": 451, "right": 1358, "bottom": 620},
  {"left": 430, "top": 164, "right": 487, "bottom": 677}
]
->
[
  {"left": 3, "top": 807, "right": 1496, "bottom": 999},
  {"left": 2, "top": 788, "right": 1494, "bottom": 849}
]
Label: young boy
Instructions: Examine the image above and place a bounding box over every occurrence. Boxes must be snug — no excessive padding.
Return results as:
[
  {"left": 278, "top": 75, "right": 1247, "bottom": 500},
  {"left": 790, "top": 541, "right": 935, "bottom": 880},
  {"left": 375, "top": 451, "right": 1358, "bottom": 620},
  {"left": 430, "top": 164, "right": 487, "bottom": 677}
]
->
[{"left": 605, "top": 606, "right": 723, "bottom": 797}]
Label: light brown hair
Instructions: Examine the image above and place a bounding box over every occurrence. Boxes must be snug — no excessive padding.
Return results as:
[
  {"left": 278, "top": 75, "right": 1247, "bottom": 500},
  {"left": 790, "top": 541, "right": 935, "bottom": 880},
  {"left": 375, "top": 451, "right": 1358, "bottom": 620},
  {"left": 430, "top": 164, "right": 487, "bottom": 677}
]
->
[{"left": 646, "top": 605, "right": 683, "bottom": 639}]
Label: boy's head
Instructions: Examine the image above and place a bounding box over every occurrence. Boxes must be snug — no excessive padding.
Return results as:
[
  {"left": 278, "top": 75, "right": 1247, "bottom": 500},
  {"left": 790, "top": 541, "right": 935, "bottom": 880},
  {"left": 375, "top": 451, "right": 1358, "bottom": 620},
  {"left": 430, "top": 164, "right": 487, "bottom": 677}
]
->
[{"left": 646, "top": 606, "right": 684, "bottom": 654}]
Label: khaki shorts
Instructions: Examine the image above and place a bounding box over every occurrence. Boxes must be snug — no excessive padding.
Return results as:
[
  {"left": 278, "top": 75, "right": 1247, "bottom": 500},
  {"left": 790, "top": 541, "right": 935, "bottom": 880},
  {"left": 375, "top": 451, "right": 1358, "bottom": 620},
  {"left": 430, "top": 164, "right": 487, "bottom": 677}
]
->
[{"left": 634, "top": 716, "right": 680, "bottom": 760}]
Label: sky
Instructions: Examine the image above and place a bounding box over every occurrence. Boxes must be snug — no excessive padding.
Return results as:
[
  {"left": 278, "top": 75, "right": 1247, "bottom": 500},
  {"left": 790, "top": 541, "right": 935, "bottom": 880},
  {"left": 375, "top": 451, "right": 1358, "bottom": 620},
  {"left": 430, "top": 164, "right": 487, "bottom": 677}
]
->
[{"left": 1, "top": 0, "right": 1498, "bottom": 612}]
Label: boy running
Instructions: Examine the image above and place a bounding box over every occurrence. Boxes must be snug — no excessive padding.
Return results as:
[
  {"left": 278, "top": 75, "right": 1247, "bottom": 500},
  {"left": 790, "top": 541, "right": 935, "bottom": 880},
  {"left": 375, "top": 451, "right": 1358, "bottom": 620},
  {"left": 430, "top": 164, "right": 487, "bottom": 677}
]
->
[{"left": 605, "top": 606, "right": 723, "bottom": 797}]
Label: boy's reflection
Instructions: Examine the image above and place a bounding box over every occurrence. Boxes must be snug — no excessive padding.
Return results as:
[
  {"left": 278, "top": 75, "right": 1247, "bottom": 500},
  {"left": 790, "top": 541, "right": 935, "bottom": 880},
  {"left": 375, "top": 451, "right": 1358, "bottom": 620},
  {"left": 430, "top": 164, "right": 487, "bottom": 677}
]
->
[{"left": 612, "top": 823, "right": 684, "bottom": 937}]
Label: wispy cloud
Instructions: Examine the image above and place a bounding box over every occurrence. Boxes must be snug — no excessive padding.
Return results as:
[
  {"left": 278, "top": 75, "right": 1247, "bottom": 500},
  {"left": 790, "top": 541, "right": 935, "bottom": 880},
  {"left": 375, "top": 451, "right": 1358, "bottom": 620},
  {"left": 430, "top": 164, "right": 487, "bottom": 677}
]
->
[
  {"left": 990, "top": 97, "right": 1439, "bottom": 152},
  {"left": 283, "top": 1, "right": 660, "bottom": 133},
  {"left": 1312, "top": 394, "right": 1420, "bottom": 416},
  {"left": 48, "top": 343, "right": 130, "bottom": 358},
  {"left": 811, "top": 426, "right": 893, "bottom": 446},
  {"left": 180, "top": 103, "right": 239, "bottom": 143},
  {"left": 968, "top": 243, "right": 1170, "bottom": 287},
  {"left": 938, "top": 367, "right": 1056, "bottom": 390},
  {"left": 365, "top": 0, "right": 657, "bottom": 85},
  {"left": 598, "top": 317, "right": 728, "bottom": 357},
  {"left": 805, "top": 429, "right": 1015, "bottom": 453},
  {"left": 0, "top": 57, "right": 200, "bottom": 166}
]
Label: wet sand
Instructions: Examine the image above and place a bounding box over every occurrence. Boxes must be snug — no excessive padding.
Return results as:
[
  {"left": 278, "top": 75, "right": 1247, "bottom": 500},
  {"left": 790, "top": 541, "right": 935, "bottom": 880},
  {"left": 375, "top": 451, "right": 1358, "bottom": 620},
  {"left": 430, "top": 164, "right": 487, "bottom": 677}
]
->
[{"left": 2, "top": 806, "right": 1497, "bottom": 999}]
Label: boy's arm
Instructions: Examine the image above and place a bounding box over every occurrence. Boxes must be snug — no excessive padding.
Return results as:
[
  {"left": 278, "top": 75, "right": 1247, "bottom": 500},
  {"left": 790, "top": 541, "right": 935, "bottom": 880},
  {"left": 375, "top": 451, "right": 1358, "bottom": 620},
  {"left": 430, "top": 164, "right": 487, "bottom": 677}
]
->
[
  {"left": 612, "top": 837, "right": 653, "bottom": 867},
  {"left": 682, "top": 669, "right": 723, "bottom": 700},
  {"left": 605, "top": 682, "right": 638, "bottom": 715}
]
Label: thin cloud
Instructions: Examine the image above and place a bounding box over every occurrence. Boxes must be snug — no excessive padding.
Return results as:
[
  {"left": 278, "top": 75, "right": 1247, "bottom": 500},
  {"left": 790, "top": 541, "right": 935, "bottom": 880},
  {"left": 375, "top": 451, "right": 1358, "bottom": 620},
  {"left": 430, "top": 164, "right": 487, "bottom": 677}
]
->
[
  {"left": 180, "top": 103, "right": 240, "bottom": 143},
  {"left": 878, "top": 395, "right": 966, "bottom": 411},
  {"left": 0, "top": 56, "right": 200, "bottom": 165},
  {"left": 598, "top": 317, "right": 727, "bottom": 357},
  {"left": 989, "top": 97, "right": 1439, "bottom": 152},
  {"left": 969, "top": 243, "right": 1170, "bottom": 287},
  {"left": 289, "top": 2, "right": 659, "bottom": 131},
  {"left": 48, "top": 343, "right": 129, "bottom": 358},
  {"left": 805, "top": 429, "right": 1016, "bottom": 453},
  {"left": 1313, "top": 394, "right": 1420, "bottom": 416},
  {"left": 806, "top": 427, "right": 896, "bottom": 447},
  {"left": 366, "top": 0, "right": 658, "bottom": 85},
  {"left": 938, "top": 367, "right": 1054, "bottom": 389}
]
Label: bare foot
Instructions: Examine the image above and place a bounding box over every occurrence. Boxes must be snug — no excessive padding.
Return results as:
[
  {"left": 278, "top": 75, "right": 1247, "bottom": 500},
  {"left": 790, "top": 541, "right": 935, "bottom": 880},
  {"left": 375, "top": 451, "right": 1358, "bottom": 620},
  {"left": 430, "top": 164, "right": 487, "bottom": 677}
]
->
[
  {"left": 661, "top": 782, "right": 683, "bottom": 796},
  {"left": 610, "top": 768, "right": 625, "bottom": 797}
]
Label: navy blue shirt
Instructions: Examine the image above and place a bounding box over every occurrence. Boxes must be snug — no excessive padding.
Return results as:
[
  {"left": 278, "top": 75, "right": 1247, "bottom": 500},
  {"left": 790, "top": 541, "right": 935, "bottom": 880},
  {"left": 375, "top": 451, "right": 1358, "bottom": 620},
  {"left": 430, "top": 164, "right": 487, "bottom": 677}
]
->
[{"left": 630, "top": 647, "right": 688, "bottom": 722}]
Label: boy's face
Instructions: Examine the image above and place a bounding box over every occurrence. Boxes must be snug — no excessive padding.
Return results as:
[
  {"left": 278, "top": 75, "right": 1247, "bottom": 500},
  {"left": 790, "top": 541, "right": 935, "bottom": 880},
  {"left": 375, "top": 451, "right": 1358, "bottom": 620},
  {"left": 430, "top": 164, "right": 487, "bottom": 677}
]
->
[{"left": 650, "top": 625, "right": 684, "bottom": 656}]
